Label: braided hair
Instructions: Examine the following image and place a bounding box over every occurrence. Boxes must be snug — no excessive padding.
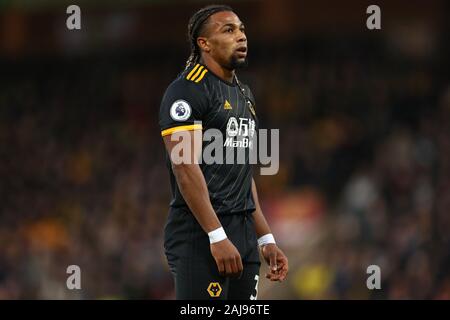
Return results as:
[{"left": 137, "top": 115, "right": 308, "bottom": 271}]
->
[{"left": 185, "top": 4, "right": 233, "bottom": 70}]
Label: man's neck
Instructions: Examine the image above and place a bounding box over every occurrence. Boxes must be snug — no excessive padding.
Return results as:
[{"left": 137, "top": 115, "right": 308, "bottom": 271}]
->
[{"left": 201, "top": 56, "right": 235, "bottom": 84}]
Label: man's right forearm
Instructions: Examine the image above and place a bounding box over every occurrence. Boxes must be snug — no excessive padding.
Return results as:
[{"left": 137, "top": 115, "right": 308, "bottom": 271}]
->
[
  {"left": 163, "top": 132, "right": 243, "bottom": 277},
  {"left": 172, "top": 163, "right": 222, "bottom": 233}
]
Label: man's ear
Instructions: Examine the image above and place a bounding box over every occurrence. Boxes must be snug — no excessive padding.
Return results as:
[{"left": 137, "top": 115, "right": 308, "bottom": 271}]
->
[{"left": 197, "top": 37, "right": 210, "bottom": 53}]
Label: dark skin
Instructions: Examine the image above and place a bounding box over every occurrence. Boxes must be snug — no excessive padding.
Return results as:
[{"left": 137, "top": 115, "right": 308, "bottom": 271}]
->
[
  {"left": 196, "top": 11, "right": 247, "bottom": 82},
  {"left": 251, "top": 179, "right": 288, "bottom": 282},
  {"left": 163, "top": 130, "right": 243, "bottom": 278},
  {"left": 163, "top": 11, "right": 288, "bottom": 282}
]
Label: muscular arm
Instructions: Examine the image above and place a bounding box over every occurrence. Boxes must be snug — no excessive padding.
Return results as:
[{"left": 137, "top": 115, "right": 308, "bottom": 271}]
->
[
  {"left": 251, "top": 178, "right": 289, "bottom": 282},
  {"left": 163, "top": 130, "right": 221, "bottom": 233},
  {"left": 251, "top": 178, "right": 272, "bottom": 238},
  {"left": 162, "top": 130, "right": 242, "bottom": 277}
]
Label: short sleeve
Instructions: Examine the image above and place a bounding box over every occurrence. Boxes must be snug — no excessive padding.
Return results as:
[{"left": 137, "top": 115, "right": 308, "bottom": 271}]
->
[{"left": 159, "top": 79, "right": 208, "bottom": 137}]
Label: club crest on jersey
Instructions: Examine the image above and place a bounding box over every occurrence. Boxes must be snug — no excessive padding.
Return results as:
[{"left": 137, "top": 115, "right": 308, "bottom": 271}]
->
[
  {"left": 170, "top": 100, "right": 191, "bottom": 121},
  {"left": 207, "top": 282, "right": 222, "bottom": 298}
]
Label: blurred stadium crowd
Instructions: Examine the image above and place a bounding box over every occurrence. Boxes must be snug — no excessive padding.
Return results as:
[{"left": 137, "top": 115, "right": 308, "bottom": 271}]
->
[
  {"left": 1, "top": 1, "right": 449, "bottom": 300},
  {"left": 1, "top": 39, "right": 449, "bottom": 299}
]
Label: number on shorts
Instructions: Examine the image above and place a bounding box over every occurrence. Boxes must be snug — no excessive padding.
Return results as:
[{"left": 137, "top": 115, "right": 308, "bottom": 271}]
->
[{"left": 250, "top": 274, "right": 259, "bottom": 300}]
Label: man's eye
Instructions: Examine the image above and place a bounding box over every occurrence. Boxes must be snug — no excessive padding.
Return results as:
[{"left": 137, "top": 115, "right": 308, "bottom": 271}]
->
[{"left": 226, "top": 28, "right": 233, "bottom": 33}]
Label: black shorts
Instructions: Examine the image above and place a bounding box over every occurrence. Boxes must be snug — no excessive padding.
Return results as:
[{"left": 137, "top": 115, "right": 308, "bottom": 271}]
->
[{"left": 164, "top": 208, "right": 261, "bottom": 300}]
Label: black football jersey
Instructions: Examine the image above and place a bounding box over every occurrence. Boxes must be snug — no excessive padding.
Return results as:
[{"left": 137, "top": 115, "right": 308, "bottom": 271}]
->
[{"left": 159, "top": 63, "right": 258, "bottom": 215}]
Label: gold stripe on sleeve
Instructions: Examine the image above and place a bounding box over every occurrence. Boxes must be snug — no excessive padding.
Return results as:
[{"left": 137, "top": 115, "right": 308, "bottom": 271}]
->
[{"left": 161, "top": 124, "right": 203, "bottom": 137}]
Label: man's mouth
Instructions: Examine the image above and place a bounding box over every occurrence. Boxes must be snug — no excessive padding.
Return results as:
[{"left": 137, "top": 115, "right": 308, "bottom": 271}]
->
[{"left": 235, "top": 46, "right": 247, "bottom": 57}]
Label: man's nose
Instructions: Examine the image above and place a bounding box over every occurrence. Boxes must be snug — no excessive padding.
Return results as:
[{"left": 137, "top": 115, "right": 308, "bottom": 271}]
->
[{"left": 237, "top": 30, "right": 246, "bottom": 43}]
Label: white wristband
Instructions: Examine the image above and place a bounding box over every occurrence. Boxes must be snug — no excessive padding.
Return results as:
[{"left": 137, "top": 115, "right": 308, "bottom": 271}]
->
[
  {"left": 258, "top": 233, "right": 276, "bottom": 247},
  {"left": 208, "top": 227, "right": 227, "bottom": 244}
]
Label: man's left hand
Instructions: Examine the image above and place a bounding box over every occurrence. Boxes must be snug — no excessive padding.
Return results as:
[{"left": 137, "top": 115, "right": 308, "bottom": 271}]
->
[{"left": 260, "top": 244, "right": 288, "bottom": 282}]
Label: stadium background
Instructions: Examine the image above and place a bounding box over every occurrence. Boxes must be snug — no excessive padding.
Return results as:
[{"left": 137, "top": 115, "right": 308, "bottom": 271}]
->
[{"left": 1, "top": 0, "right": 449, "bottom": 299}]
